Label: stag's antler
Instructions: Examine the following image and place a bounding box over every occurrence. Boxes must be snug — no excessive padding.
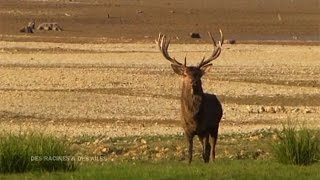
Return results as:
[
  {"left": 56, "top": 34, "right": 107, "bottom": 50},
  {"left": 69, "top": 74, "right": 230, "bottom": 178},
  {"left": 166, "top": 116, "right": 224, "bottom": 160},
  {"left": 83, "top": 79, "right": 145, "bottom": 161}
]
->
[
  {"left": 198, "top": 29, "right": 224, "bottom": 68},
  {"left": 155, "top": 33, "right": 184, "bottom": 66}
]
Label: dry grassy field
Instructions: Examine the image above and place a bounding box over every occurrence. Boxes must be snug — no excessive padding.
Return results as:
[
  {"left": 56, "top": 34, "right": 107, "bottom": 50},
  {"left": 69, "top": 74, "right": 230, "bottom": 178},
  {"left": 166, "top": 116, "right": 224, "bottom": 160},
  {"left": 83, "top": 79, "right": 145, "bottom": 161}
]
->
[{"left": 0, "top": 0, "right": 319, "bottom": 138}]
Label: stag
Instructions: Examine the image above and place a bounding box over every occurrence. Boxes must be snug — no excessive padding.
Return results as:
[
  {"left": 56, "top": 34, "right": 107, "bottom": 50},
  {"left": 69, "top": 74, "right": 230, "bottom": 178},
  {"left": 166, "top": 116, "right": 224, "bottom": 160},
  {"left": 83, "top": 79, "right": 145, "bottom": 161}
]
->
[{"left": 156, "top": 30, "right": 224, "bottom": 163}]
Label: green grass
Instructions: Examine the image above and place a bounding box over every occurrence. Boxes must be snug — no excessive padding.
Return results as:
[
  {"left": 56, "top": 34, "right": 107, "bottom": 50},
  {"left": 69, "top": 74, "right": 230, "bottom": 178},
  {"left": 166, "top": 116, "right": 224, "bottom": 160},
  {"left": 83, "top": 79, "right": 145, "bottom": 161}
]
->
[
  {"left": 1, "top": 128, "right": 319, "bottom": 179},
  {"left": 273, "top": 126, "right": 320, "bottom": 165},
  {"left": 1, "top": 160, "right": 320, "bottom": 180},
  {"left": 0, "top": 133, "right": 77, "bottom": 173}
]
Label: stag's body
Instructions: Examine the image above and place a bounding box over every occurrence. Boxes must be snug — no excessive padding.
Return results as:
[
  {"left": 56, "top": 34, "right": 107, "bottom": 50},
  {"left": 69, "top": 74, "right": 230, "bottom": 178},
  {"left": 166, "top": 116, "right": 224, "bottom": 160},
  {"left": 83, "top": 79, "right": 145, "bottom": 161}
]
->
[
  {"left": 181, "top": 81, "right": 223, "bottom": 163},
  {"left": 156, "top": 30, "right": 224, "bottom": 163}
]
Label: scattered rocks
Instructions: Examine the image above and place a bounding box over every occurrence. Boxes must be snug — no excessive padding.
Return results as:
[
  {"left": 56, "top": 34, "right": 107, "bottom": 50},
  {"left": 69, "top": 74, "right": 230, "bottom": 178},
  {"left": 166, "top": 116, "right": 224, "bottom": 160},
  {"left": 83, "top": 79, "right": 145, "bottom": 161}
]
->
[
  {"left": 272, "top": 134, "right": 278, "bottom": 140},
  {"left": 265, "top": 106, "right": 276, "bottom": 113},
  {"left": 274, "top": 106, "right": 285, "bottom": 113},
  {"left": 175, "top": 146, "right": 183, "bottom": 151},
  {"left": 155, "top": 146, "right": 160, "bottom": 151},
  {"left": 190, "top": 32, "right": 201, "bottom": 38},
  {"left": 224, "top": 39, "right": 236, "bottom": 44},
  {"left": 246, "top": 106, "right": 287, "bottom": 114},
  {"left": 233, "top": 149, "right": 266, "bottom": 160},
  {"left": 139, "top": 144, "right": 148, "bottom": 150},
  {"left": 93, "top": 139, "right": 100, "bottom": 144},
  {"left": 248, "top": 135, "right": 259, "bottom": 141},
  {"left": 288, "top": 107, "right": 314, "bottom": 114},
  {"left": 155, "top": 153, "right": 162, "bottom": 158},
  {"left": 304, "top": 108, "right": 312, "bottom": 113},
  {"left": 93, "top": 146, "right": 110, "bottom": 155},
  {"left": 101, "top": 147, "right": 109, "bottom": 153},
  {"left": 140, "top": 139, "right": 147, "bottom": 144},
  {"left": 258, "top": 106, "right": 265, "bottom": 113},
  {"left": 246, "top": 106, "right": 254, "bottom": 113}
]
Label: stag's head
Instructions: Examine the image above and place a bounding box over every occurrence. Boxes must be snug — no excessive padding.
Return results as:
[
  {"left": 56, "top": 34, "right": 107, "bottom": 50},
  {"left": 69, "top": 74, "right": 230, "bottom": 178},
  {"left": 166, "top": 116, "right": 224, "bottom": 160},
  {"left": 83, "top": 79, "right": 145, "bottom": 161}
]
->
[{"left": 156, "top": 30, "right": 224, "bottom": 91}]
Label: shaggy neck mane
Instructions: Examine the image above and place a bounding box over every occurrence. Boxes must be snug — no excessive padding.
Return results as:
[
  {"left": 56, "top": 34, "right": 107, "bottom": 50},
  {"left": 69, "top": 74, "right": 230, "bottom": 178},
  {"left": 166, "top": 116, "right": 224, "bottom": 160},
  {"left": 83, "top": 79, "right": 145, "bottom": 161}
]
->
[{"left": 181, "top": 81, "right": 204, "bottom": 116}]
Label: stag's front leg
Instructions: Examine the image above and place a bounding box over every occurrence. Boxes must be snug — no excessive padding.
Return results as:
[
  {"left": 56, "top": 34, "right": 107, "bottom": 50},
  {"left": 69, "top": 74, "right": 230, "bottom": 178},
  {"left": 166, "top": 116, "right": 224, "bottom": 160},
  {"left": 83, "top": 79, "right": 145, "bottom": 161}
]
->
[{"left": 187, "top": 136, "right": 194, "bottom": 164}]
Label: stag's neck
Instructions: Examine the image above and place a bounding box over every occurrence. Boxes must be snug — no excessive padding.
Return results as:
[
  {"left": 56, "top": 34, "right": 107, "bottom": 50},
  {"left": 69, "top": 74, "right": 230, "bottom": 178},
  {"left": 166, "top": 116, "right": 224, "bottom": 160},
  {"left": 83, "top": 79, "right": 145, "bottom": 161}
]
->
[{"left": 181, "top": 82, "right": 204, "bottom": 116}]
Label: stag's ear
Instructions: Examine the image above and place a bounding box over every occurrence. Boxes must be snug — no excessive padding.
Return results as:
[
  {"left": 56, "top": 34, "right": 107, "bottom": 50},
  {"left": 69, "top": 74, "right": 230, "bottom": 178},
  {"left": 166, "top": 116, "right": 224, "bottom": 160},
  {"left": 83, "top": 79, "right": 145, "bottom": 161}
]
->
[
  {"left": 200, "top": 64, "right": 212, "bottom": 75},
  {"left": 171, "top": 64, "right": 185, "bottom": 76}
]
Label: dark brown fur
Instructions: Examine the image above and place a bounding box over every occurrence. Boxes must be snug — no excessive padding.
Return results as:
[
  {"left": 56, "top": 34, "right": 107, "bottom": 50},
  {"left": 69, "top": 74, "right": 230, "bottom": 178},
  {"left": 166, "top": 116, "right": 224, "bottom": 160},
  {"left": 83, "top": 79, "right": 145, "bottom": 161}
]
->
[{"left": 172, "top": 65, "right": 223, "bottom": 163}]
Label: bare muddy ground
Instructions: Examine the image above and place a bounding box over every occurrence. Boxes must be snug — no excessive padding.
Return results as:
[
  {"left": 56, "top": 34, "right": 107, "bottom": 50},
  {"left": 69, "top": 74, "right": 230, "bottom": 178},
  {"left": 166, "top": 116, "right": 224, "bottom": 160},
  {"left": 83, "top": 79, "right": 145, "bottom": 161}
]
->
[
  {"left": 0, "top": 0, "right": 319, "bottom": 43},
  {"left": 0, "top": 42, "right": 319, "bottom": 137}
]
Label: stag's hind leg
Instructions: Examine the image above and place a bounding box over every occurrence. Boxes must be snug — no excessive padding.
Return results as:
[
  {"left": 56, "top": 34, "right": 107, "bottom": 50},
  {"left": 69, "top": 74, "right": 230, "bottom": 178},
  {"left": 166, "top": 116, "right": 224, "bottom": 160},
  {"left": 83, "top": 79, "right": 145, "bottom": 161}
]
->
[
  {"left": 199, "top": 135, "right": 211, "bottom": 163},
  {"left": 210, "top": 128, "right": 219, "bottom": 161}
]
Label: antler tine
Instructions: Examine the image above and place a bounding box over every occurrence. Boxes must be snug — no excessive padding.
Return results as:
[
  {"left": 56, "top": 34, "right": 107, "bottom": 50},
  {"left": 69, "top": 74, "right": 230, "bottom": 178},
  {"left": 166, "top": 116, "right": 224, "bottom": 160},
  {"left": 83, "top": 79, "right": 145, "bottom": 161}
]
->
[
  {"left": 156, "top": 33, "right": 182, "bottom": 66},
  {"left": 219, "top": 29, "right": 224, "bottom": 46},
  {"left": 198, "top": 30, "right": 224, "bottom": 68}
]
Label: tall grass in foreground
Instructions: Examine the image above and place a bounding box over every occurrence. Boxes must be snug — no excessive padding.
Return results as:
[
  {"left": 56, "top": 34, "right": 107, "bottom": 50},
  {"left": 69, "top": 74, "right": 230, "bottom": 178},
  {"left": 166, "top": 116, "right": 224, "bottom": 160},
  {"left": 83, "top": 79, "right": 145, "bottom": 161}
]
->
[
  {"left": 0, "top": 133, "right": 76, "bottom": 173},
  {"left": 273, "top": 125, "right": 320, "bottom": 165}
]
